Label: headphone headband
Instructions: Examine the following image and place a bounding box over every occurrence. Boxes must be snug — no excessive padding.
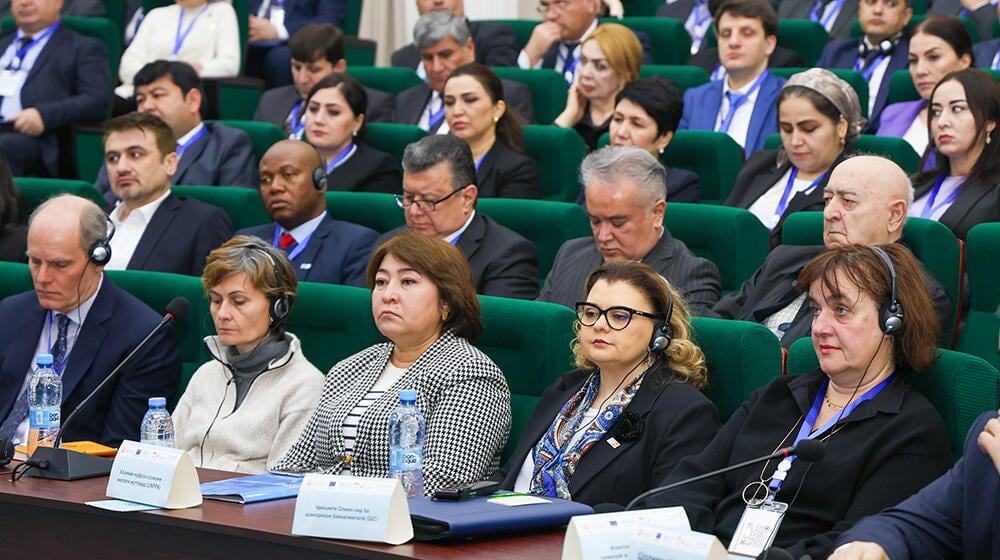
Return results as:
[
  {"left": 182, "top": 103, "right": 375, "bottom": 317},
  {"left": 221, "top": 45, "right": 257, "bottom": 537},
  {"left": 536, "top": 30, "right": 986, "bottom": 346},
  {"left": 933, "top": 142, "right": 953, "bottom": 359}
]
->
[{"left": 870, "top": 245, "right": 904, "bottom": 335}]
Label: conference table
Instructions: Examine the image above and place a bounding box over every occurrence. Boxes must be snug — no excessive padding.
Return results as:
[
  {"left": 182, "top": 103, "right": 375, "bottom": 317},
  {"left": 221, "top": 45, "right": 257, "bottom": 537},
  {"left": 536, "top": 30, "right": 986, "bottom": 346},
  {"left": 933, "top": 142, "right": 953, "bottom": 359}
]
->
[{"left": 0, "top": 464, "right": 566, "bottom": 559}]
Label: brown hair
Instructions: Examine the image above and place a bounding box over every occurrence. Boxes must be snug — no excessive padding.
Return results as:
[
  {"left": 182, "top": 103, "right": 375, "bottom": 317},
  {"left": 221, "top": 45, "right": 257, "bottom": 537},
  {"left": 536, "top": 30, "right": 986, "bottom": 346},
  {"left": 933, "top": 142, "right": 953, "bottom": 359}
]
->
[
  {"left": 584, "top": 23, "right": 643, "bottom": 84},
  {"left": 795, "top": 243, "right": 940, "bottom": 373},
  {"left": 572, "top": 261, "right": 708, "bottom": 389},
  {"left": 103, "top": 111, "right": 177, "bottom": 160},
  {"left": 366, "top": 230, "right": 483, "bottom": 342}
]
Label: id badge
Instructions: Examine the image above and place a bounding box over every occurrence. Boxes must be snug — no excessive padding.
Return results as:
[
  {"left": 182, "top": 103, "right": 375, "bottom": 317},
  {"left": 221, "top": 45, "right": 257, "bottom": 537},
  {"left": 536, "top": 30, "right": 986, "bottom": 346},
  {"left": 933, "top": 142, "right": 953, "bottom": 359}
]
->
[
  {"left": 0, "top": 69, "right": 25, "bottom": 97},
  {"left": 728, "top": 500, "right": 788, "bottom": 557}
]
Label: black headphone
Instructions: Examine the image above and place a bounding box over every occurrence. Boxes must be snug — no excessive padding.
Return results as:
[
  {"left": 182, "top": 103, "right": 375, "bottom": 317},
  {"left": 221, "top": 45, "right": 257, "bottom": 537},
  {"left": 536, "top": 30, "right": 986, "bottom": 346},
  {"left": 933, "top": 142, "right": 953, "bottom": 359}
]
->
[
  {"left": 871, "top": 246, "right": 904, "bottom": 335},
  {"left": 0, "top": 436, "right": 13, "bottom": 468},
  {"left": 311, "top": 144, "right": 328, "bottom": 191},
  {"left": 89, "top": 217, "right": 115, "bottom": 266},
  {"left": 858, "top": 34, "right": 902, "bottom": 58},
  {"left": 648, "top": 289, "right": 675, "bottom": 353},
  {"left": 235, "top": 239, "right": 291, "bottom": 323}
]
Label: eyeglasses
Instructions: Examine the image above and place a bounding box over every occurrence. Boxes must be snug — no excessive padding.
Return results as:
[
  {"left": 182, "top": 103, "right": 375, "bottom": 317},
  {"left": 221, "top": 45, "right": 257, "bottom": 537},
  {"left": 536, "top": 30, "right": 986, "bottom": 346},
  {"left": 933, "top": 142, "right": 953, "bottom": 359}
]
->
[
  {"left": 537, "top": 0, "right": 574, "bottom": 14},
  {"left": 575, "top": 302, "right": 663, "bottom": 330},
  {"left": 394, "top": 185, "right": 470, "bottom": 213}
]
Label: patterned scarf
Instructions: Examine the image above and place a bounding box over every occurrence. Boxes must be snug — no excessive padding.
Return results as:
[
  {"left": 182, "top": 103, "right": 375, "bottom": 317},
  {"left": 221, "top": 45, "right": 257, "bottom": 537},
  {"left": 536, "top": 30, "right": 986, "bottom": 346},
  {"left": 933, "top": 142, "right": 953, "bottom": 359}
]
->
[{"left": 529, "top": 367, "right": 646, "bottom": 499}]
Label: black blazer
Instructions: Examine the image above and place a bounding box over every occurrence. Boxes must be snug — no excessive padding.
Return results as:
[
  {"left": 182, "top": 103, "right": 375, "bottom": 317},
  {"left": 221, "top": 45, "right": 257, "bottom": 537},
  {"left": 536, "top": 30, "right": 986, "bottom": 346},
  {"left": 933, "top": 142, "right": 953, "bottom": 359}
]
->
[
  {"left": 0, "top": 225, "right": 26, "bottom": 263},
  {"left": 392, "top": 81, "right": 535, "bottom": 127},
  {"left": 494, "top": 367, "right": 719, "bottom": 507},
  {"left": 912, "top": 174, "right": 1000, "bottom": 240},
  {"left": 391, "top": 20, "right": 519, "bottom": 69},
  {"left": 326, "top": 143, "right": 400, "bottom": 195},
  {"left": 476, "top": 142, "right": 540, "bottom": 199},
  {"left": 122, "top": 193, "right": 233, "bottom": 276}
]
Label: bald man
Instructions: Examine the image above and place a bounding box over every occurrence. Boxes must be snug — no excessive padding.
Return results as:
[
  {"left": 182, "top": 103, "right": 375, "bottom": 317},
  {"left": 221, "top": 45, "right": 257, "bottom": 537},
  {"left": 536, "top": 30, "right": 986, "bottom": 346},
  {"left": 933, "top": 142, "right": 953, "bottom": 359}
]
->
[
  {"left": 711, "top": 155, "right": 952, "bottom": 346},
  {"left": 235, "top": 140, "right": 378, "bottom": 286},
  {"left": 0, "top": 194, "right": 181, "bottom": 448}
]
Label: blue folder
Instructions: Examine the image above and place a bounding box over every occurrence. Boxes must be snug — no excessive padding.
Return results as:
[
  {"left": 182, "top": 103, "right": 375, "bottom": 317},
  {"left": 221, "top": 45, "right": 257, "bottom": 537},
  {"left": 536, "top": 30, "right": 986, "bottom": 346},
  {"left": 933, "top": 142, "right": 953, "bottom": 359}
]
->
[{"left": 408, "top": 494, "right": 594, "bottom": 541}]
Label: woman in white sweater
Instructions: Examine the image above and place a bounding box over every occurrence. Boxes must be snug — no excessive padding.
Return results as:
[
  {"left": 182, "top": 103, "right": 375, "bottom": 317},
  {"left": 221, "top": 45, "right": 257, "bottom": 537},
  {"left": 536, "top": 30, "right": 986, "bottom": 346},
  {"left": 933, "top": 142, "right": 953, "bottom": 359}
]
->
[
  {"left": 173, "top": 236, "right": 325, "bottom": 474},
  {"left": 116, "top": 0, "right": 240, "bottom": 99}
]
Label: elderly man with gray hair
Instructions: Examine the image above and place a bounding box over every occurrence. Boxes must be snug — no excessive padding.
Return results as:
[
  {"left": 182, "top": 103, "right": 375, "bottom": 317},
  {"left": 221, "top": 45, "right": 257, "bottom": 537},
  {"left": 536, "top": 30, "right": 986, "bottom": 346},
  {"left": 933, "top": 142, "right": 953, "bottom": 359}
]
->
[
  {"left": 391, "top": 10, "right": 535, "bottom": 132},
  {"left": 539, "top": 146, "right": 721, "bottom": 315}
]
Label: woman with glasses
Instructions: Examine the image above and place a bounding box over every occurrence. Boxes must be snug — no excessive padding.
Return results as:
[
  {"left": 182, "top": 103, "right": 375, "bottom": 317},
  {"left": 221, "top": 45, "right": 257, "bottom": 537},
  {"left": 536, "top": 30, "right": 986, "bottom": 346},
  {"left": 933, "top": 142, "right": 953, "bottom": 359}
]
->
[{"left": 492, "top": 261, "right": 719, "bottom": 507}]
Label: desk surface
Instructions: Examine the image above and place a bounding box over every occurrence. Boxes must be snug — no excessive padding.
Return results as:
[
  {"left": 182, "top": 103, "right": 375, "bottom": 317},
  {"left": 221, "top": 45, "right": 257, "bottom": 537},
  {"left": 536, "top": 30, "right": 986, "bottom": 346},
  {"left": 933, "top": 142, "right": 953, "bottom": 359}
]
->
[{"left": 0, "top": 465, "right": 565, "bottom": 560}]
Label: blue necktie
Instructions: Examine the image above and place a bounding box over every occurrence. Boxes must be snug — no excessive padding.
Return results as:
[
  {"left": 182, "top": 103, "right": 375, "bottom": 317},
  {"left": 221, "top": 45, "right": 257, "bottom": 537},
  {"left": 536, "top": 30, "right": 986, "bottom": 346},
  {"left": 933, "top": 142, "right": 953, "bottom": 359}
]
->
[
  {"left": 0, "top": 315, "right": 70, "bottom": 439},
  {"left": 52, "top": 314, "right": 69, "bottom": 371}
]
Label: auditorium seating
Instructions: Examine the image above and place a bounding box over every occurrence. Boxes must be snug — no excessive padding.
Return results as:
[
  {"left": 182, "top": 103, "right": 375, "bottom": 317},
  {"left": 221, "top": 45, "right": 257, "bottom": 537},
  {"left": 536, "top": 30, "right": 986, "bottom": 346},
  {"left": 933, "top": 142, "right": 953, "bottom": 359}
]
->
[
  {"left": 523, "top": 125, "right": 588, "bottom": 202},
  {"left": 324, "top": 191, "right": 404, "bottom": 233},
  {"left": 661, "top": 131, "right": 746, "bottom": 205},
  {"left": 366, "top": 123, "right": 425, "bottom": 171},
  {"left": 602, "top": 16, "right": 691, "bottom": 65},
  {"left": 15, "top": 178, "right": 106, "bottom": 214},
  {"left": 211, "top": 120, "right": 285, "bottom": 163},
  {"left": 0, "top": 262, "right": 32, "bottom": 300},
  {"left": 639, "top": 65, "right": 711, "bottom": 91},
  {"left": 955, "top": 222, "right": 1000, "bottom": 370},
  {"left": 170, "top": 185, "right": 271, "bottom": 231},
  {"left": 491, "top": 68, "right": 568, "bottom": 125},
  {"left": 287, "top": 281, "right": 382, "bottom": 373},
  {"left": 346, "top": 67, "right": 423, "bottom": 95}
]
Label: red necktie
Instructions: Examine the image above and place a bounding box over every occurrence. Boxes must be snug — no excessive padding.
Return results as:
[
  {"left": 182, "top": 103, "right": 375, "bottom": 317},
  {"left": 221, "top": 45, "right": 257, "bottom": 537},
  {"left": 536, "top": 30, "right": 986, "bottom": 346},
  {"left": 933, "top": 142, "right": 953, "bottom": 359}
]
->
[{"left": 279, "top": 233, "right": 296, "bottom": 249}]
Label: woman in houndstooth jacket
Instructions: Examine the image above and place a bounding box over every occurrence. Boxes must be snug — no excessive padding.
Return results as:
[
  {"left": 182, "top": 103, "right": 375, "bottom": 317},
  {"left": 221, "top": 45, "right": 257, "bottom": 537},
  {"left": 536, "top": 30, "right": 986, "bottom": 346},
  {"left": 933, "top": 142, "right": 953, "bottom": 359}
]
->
[{"left": 273, "top": 231, "right": 512, "bottom": 495}]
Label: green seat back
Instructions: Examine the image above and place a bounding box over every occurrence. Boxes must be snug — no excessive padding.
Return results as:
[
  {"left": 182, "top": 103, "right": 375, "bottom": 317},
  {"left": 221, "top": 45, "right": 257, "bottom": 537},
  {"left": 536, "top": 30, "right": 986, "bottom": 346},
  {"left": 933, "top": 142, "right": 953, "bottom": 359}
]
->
[
  {"left": 774, "top": 19, "right": 830, "bottom": 67},
  {"left": 214, "top": 78, "right": 265, "bottom": 121},
  {"left": 491, "top": 67, "right": 567, "bottom": 125},
  {"left": 346, "top": 66, "right": 423, "bottom": 95},
  {"left": 787, "top": 338, "right": 1000, "bottom": 460},
  {"left": 523, "top": 125, "right": 587, "bottom": 202},
  {"left": 887, "top": 69, "right": 920, "bottom": 106},
  {"left": 325, "top": 191, "right": 404, "bottom": 233},
  {"left": 100, "top": 0, "right": 125, "bottom": 35},
  {"left": 691, "top": 317, "right": 783, "bottom": 422},
  {"left": 478, "top": 198, "right": 591, "bottom": 281},
  {"left": 0, "top": 262, "right": 32, "bottom": 300},
  {"left": 287, "top": 281, "right": 381, "bottom": 373},
  {"left": 769, "top": 68, "right": 869, "bottom": 118},
  {"left": 956, "top": 223, "right": 1000, "bottom": 370},
  {"left": 474, "top": 19, "right": 538, "bottom": 50},
  {"left": 15, "top": 177, "right": 105, "bottom": 213},
  {"left": 366, "top": 123, "right": 425, "bottom": 170},
  {"left": 665, "top": 203, "right": 770, "bottom": 294},
  {"left": 762, "top": 133, "right": 921, "bottom": 175},
  {"left": 1, "top": 17, "right": 120, "bottom": 89},
  {"left": 170, "top": 185, "right": 269, "bottom": 231},
  {"left": 602, "top": 16, "right": 690, "bottom": 65},
  {"left": 477, "top": 295, "right": 576, "bottom": 462},
  {"left": 639, "top": 65, "right": 711, "bottom": 91},
  {"left": 661, "top": 130, "right": 745, "bottom": 204},
  {"left": 344, "top": 37, "right": 376, "bottom": 66},
  {"left": 342, "top": 0, "right": 363, "bottom": 37},
  {"left": 76, "top": 128, "right": 105, "bottom": 184},
  {"left": 210, "top": 120, "right": 284, "bottom": 163}
]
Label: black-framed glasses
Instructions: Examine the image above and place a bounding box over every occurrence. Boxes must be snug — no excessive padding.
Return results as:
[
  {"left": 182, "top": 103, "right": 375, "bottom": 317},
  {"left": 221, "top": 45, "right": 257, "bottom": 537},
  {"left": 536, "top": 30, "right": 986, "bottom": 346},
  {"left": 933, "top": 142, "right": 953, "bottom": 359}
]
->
[
  {"left": 394, "top": 185, "right": 470, "bottom": 213},
  {"left": 575, "top": 302, "right": 664, "bottom": 330}
]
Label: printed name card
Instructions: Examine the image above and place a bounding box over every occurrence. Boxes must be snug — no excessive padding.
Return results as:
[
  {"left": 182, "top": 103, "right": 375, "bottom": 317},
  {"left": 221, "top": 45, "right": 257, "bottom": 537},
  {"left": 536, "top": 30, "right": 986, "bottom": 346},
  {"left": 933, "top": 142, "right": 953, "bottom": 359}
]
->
[
  {"left": 562, "top": 507, "right": 691, "bottom": 560},
  {"left": 291, "top": 474, "right": 413, "bottom": 545},
  {"left": 630, "top": 527, "right": 729, "bottom": 560},
  {"left": 105, "top": 440, "right": 202, "bottom": 509}
]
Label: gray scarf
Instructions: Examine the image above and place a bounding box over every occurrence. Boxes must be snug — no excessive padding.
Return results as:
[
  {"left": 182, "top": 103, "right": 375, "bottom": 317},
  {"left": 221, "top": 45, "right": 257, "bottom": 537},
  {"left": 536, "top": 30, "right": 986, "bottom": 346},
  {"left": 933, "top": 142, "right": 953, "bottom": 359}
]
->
[{"left": 225, "top": 334, "right": 291, "bottom": 410}]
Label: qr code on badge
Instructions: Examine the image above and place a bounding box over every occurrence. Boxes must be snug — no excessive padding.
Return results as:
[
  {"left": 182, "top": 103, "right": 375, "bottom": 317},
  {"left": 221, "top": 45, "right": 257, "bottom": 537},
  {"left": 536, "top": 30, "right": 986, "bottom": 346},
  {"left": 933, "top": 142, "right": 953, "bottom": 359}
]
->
[{"left": 735, "top": 520, "right": 773, "bottom": 548}]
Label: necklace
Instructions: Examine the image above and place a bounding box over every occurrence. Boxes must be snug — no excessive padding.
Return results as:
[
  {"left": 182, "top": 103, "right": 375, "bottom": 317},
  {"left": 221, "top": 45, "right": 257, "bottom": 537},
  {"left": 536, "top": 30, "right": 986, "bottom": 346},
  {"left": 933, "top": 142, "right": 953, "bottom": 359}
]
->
[{"left": 824, "top": 393, "right": 847, "bottom": 409}]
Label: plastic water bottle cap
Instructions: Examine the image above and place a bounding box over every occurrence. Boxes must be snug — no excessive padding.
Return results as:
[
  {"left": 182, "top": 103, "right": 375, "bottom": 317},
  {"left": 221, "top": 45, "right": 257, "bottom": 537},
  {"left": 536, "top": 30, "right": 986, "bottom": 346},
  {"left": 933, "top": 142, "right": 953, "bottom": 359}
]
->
[
  {"left": 148, "top": 396, "right": 167, "bottom": 408},
  {"left": 399, "top": 389, "right": 418, "bottom": 403},
  {"left": 36, "top": 353, "right": 54, "bottom": 366}
]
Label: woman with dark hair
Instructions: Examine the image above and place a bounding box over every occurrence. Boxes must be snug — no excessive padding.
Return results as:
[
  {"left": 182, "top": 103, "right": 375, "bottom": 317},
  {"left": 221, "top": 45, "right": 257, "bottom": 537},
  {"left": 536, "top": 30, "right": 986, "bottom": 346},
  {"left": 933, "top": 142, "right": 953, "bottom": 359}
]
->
[
  {"left": 910, "top": 68, "right": 1000, "bottom": 240},
  {"left": 443, "top": 63, "right": 540, "bottom": 199},
  {"left": 275, "top": 231, "right": 511, "bottom": 495},
  {"left": 645, "top": 243, "right": 951, "bottom": 559},
  {"left": 609, "top": 77, "right": 702, "bottom": 203},
  {"left": 493, "top": 261, "right": 718, "bottom": 507},
  {"left": 173, "top": 236, "right": 325, "bottom": 474},
  {"left": 725, "top": 68, "right": 866, "bottom": 245},
  {"left": 877, "top": 16, "right": 973, "bottom": 169},
  {"left": 303, "top": 73, "right": 400, "bottom": 194},
  {"left": 1, "top": 154, "right": 26, "bottom": 263}
]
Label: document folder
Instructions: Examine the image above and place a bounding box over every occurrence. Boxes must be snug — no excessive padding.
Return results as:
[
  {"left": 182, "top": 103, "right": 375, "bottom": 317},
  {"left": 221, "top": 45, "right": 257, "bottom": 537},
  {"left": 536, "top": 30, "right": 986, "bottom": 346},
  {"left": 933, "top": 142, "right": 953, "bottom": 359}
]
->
[{"left": 408, "top": 494, "right": 594, "bottom": 541}]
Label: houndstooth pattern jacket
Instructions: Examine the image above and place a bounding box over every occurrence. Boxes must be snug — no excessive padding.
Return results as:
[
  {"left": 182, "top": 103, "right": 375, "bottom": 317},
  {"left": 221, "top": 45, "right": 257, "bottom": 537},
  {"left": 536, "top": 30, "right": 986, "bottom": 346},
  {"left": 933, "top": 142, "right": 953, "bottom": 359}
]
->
[{"left": 273, "top": 330, "right": 512, "bottom": 496}]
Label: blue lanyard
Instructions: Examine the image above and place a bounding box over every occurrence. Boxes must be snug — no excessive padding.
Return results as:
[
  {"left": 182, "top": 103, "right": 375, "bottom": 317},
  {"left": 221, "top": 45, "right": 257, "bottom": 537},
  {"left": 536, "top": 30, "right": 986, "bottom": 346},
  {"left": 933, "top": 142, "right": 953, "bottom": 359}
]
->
[
  {"left": 775, "top": 168, "right": 826, "bottom": 218},
  {"left": 474, "top": 152, "right": 487, "bottom": 170},
  {"left": 687, "top": 1, "right": 711, "bottom": 48},
  {"left": 717, "top": 71, "right": 769, "bottom": 134},
  {"left": 266, "top": 0, "right": 284, "bottom": 18},
  {"left": 427, "top": 96, "right": 445, "bottom": 130},
  {"left": 46, "top": 311, "right": 69, "bottom": 376},
  {"left": 561, "top": 43, "right": 580, "bottom": 85},
  {"left": 325, "top": 143, "right": 356, "bottom": 174},
  {"left": 766, "top": 374, "right": 894, "bottom": 497},
  {"left": 854, "top": 53, "right": 887, "bottom": 81},
  {"left": 176, "top": 125, "right": 207, "bottom": 158},
  {"left": 289, "top": 100, "right": 305, "bottom": 139},
  {"left": 174, "top": 6, "right": 209, "bottom": 55},
  {"left": 7, "top": 22, "right": 59, "bottom": 72},
  {"left": 810, "top": 0, "right": 845, "bottom": 29},
  {"left": 993, "top": 48, "right": 1000, "bottom": 71},
  {"left": 710, "top": 63, "right": 727, "bottom": 82},
  {"left": 920, "top": 174, "right": 963, "bottom": 219},
  {"left": 272, "top": 226, "right": 315, "bottom": 261}
]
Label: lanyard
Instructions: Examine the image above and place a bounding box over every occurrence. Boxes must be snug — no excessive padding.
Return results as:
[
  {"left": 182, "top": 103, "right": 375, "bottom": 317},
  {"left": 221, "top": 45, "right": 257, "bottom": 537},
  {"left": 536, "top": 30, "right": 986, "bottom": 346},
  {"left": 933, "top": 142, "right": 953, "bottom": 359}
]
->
[
  {"left": 174, "top": 6, "right": 209, "bottom": 55},
  {"left": 920, "top": 174, "right": 963, "bottom": 219},
  {"left": 474, "top": 151, "right": 487, "bottom": 170},
  {"left": 854, "top": 53, "right": 887, "bottom": 81},
  {"left": 272, "top": 226, "right": 315, "bottom": 261},
  {"left": 176, "top": 125, "right": 208, "bottom": 158},
  {"left": 7, "top": 22, "right": 59, "bottom": 72},
  {"left": 717, "top": 71, "right": 768, "bottom": 134},
  {"left": 710, "top": 63, "right": 727, "bottom": 82},
  {"left": 810, "top": 0, "right": 845, "bottom": 29},
  {"left": 46, "top": 311, "right": 69, "bottom": 376},
  {"left": 325, "top": 143, "right": 356, "bottom": 174},
  {"left": 289, "top": 100, "right": 306, "bottom": 139},
  {"left": 775, "top": 168, "right": 826, "bottom": 218},
  {"left": 560, "top": 42, "right": 580, "bottom": 85},
  {"left": 427, "top": 95, "right": 445, "bottom": 130},
  {"left": 686, "top": 1, "right": 711, "bottom": 50}
]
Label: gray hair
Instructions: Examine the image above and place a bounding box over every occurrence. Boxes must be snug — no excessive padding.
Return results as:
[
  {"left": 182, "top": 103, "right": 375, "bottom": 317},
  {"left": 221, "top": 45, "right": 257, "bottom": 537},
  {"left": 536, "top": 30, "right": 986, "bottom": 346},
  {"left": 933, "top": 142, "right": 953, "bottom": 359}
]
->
[
  {"left": 580, "top": 146, "right": 667, "bottom": 208},
  {"left": 402, "top": 135, "right": 478, "bottom": 193},
  {"left": 414, "top": 10, "right": 471, "bottom": 50},
  {"left": 29, "top": 194, "right": 109, "bottom": 252}
]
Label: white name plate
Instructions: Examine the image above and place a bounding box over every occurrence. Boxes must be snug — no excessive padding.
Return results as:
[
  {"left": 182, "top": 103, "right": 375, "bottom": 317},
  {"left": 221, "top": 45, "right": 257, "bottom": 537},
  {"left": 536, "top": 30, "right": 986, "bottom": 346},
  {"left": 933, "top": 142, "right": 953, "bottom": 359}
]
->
[
  {"left": 291, "top": 474, "right": 413, "bottom": 545},
  {"left": 562, "top": 507, "right": 692, "bottom": 560},
  {"left": 106, "top": 440, "right": 202, "bottom": 509},
  {"left": 630, "top": 527, "right": 728, "bottom": 560}
]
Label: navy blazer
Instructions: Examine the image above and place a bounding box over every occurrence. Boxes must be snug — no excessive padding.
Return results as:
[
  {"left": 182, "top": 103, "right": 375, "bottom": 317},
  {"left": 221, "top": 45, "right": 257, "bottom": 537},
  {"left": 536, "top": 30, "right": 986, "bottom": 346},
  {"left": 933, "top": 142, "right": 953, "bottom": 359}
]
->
[
  {"left": 973, "top": 38, "right": 1000, "bottom": 69},
  {"left": 122, "top": 193, "right": 233, "bottom": 276},
  {"left": 494, "top": 366, "right": 719, "bottom": 507},
  {"left": 679, "top": 72, "right": 786, "bottom": 157},
  {"left": 816, "top": 38, "right": 910, "bottom": 132},
  {"left": 97, "top": 122, "right": 257, "bottom": 204},
  {"left": 912, "top": 174, "right": 1000, "bottom": 240},
  {"left": 477, "top": 142, "right": 540, "bottom": 199},
  {"left": 237, "top": 214, "right": 378, "bottom": 287},
  {"left": 778, "top": 0, "right": 860, "bottom": 40},
  {"left": 928, "top": 0, "right": 995, "bottom": 43},
  {"left": 0, "top": 278, "right": 182, "bottom": 447},
  {"left": 252, "top": 84, "right": 395, "bottom": 133},
  {"left": 248, "top": 0, "right": 347, "bottom": 36},
  {"left": 835, "top": 411, "right": 1000, "bottom": 559},
  {"left": 391, "top": 20, "right": 519, "bottom": 69},
  {"left": 326, "top": 143, "right": 400, "bottom": 195},
  {"left": 393, "top": 81, "right": 535, "bottom": 127}
]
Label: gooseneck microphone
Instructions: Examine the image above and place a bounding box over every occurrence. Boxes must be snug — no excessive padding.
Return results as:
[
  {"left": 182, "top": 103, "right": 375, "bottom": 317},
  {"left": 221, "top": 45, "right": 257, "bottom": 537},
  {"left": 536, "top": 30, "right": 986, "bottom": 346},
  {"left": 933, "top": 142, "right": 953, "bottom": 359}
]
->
[
  {"left": 624, "top": 439, "right": 826, "bottom": 511},
  {"left": 23, "top": 297, "right": 189, "bottom": 481}
]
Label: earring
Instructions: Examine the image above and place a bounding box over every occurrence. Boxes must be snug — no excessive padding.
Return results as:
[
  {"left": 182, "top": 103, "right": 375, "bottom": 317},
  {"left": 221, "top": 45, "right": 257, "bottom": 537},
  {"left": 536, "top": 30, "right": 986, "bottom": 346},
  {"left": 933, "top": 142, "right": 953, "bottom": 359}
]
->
[
  {"left": 352, "top": 130, "right": 358, "bottom": 137},
  {"left": 987, "top": 134, "right": 992, "bottom": 145},
  {"left": 441, "top": 309, "right": 449, "bottom": 321},
  {"left": 839, "top": 136, "right": 845, "bottom": 146},
  {"left": 658, "top": 147, "right": 665, "bottom": 155}
]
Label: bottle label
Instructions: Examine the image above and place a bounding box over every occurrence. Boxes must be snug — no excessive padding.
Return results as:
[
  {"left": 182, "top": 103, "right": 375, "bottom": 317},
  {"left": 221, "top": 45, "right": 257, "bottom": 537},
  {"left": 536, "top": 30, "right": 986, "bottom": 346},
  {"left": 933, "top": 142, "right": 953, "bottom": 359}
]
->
[
  {"left": 389, "top": 448, "right": 422, "bottom": 471},
  {"left": 29, "top": 408, "right": 60, "bottom": 429}
]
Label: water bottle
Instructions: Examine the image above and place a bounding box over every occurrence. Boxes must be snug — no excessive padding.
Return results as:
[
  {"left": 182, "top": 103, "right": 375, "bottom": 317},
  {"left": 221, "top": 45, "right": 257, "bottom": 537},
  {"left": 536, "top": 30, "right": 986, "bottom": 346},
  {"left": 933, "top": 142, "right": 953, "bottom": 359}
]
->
[
  {"left": 140, "top": 397, "right": 175, "bottom": 448},
  {"left": 27, "top": 353, "right": 61, "bottom": 457},
  {"left": 388, "top": 389, "right": 425, "bottom": 498}
]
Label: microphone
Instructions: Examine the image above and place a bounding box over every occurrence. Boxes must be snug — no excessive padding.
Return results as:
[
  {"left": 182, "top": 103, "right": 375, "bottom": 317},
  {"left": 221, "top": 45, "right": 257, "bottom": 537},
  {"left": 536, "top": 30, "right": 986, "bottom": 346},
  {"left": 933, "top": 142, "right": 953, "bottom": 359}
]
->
[
  {"left": 624, "top": 440, "right": 825, "bottom": 511},
  {"left": 24, "top": 297, "right": 189, "bottom": 481}
]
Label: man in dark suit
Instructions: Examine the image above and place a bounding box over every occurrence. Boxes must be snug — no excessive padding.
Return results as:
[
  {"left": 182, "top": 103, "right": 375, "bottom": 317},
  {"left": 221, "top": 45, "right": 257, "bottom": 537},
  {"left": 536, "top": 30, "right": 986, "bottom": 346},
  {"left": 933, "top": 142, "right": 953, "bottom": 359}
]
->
[
  {"left": 711, "top": 155, "right": 952, "bottom": 347},
  {"left": 103, "top": 112, "right": 232, "bottom": 276},
  {"left": 816, "top": 0, "right": 913, "bottom": 131},
  {"left": 376, "top": 135, "right": 539, "bottom": 299},
  {"left": 778, "top": 0, "right": 860, "bottom": 40},
  {"left": 0, "top": 0, "right": 103, "bottom": 19},
  {"left": 391, "top": 0, "right": 518, "bottom": 73},
  {"left": 0, "top": 0, "right": 111, "bottom": 177},
  {"left": 96, "top": 61, "right": 257, "bottom": 204},
  {"left": 246, "top": 0, "right": 349, "bottom": 88},
  {"left": 393, "top": 11, "right": 534, "bottom": 130},
  {"left": 540, "top": 146, "right": 721, "bottom": 315},
  {"left": 928, "top": 0, "right": 995, "bottom": 46},
  {"left": 236, "top": 140, "right": 378, "bottom": 287},
  {"left": 830, "top": 410, "right": 1000, "bottom": 560},
  {"left": 254, "top": 23, "right": 394, "bottom": 138},
  {"left": 974, "top": 34, "right": 1000, "bottom": 70},
  {"left": 0, "top": 194, "right": 181, "bottom": 448}
]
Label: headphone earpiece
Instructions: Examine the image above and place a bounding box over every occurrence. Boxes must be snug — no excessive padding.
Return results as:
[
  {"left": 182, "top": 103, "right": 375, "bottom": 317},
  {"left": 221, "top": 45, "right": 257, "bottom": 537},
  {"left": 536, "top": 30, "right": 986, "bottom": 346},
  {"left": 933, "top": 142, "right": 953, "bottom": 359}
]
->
[
  {"left": 89, "top": 217, "right": 115, "bottom": 266},
  {"left": 871, "top": 246, "right": 904, "bottom": 335},
  {"left": 858, "top": 35, "right": 900, "bottom": 58},
  {"left": 234, "top": 239, "right": 291, "bottom": 323},
  {"left": 0, "top": 436, "right": 13, "bottom": 467},
  {"left": 649, "top": 289, "right": 675, "bottom": 353},
  {"left": 312, "top": 167, "right": 327, "bottom": 191}
]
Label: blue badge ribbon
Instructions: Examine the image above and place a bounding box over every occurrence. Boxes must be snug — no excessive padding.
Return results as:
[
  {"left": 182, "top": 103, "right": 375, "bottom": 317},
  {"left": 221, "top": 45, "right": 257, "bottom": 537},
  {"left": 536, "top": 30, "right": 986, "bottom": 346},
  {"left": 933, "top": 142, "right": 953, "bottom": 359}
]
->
[
  {"left": 919, "top": 174, "right": 963, "bottom": 219},
  {"left": 716, "top": 71, "right": 769, "bottom": 134}
]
